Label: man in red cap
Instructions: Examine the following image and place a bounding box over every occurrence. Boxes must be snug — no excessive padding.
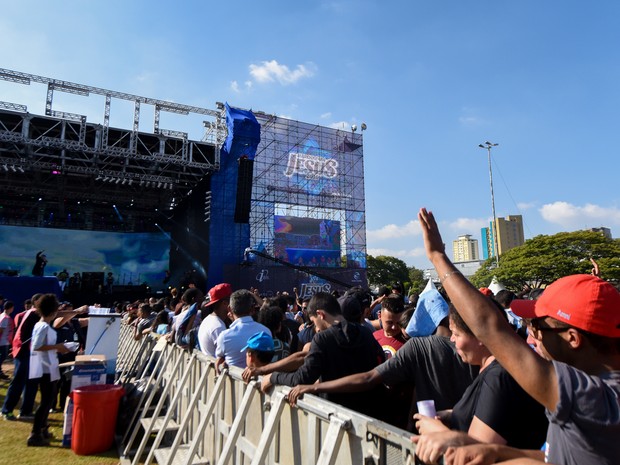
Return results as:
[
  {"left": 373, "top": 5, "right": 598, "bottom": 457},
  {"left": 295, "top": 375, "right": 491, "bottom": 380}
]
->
[
  {"left": 418, "top": 207, "right": 620, "bottom": 465},
  {"left": 197, "top": 283, "right": 232, "bottom": 357}
]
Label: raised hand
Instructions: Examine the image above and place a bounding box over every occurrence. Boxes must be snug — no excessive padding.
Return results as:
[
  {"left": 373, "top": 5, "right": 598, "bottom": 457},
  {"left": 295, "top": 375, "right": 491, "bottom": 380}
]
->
[{"left": 418, "top": 208, "right": 446, "bottom": 262}]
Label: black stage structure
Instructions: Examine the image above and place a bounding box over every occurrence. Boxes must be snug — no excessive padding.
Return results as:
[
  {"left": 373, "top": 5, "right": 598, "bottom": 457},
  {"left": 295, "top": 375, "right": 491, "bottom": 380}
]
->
[{"left": 0, "top": 68, "right": 368, "bottom": 307}]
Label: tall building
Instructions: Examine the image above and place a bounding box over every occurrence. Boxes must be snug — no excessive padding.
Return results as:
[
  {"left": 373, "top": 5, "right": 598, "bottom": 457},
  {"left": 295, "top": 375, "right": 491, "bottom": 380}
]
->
[
  {"left": 453, "top": 234, "right": 480, "bottom": 262},
  {"left": 589, "top": 227, "right": 612, "bottom": 239},
  {"left": 481, "top": 215, "right": 525, "bottom": 260}
]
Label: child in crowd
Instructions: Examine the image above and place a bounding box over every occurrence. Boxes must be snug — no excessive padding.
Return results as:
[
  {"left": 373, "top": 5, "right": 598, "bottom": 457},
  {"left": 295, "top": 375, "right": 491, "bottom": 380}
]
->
[
  {"left": 28, "top": 294, "right": 71, "bottom": 447},
  {"left": 242, "top": 332, "right": 275, "bottom": 370}
]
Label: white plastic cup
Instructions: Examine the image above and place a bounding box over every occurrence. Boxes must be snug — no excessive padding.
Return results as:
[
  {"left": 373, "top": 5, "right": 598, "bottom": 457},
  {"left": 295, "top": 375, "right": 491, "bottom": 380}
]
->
[{"left": 417, "top": 399, "right": 436, "bottom": 418}]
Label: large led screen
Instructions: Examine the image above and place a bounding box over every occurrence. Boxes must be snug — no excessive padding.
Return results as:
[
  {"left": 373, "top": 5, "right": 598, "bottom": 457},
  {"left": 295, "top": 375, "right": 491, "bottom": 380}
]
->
[
  {"left": 0, "top": 225, "right": 170, "bottom": 289},
  {"left": 273, "top": 216, "right": 341, "bottom": 267}
]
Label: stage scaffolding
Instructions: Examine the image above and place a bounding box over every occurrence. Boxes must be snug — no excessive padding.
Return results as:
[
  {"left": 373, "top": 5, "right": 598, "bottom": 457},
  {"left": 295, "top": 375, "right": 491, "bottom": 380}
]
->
[
  {"left": 250, "top": 113, "right": 367, "bottom": 268},
  {"left": 0, "top": 68, "right": 225, "bottom": 232}
]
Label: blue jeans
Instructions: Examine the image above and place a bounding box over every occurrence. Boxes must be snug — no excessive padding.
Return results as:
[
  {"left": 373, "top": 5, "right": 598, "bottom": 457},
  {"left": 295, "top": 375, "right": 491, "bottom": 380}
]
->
[
  {"left": 2, "top": 353, "right": 37, "bottom": 416},
  {"left": 0, "top": 345, "right": 8, "bottom": 371}
]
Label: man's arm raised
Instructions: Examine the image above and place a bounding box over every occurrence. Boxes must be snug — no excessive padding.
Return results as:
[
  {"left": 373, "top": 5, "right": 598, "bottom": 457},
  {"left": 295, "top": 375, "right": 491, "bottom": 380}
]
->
[{"left": 417, "top": 208, "right": 558, "bottom": 411}]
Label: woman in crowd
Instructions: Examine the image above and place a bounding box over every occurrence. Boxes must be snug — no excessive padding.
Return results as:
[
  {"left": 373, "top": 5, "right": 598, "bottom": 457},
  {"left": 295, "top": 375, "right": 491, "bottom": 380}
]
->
[{"left": 412, "top": 303, "right": 548, "bottom": 464}]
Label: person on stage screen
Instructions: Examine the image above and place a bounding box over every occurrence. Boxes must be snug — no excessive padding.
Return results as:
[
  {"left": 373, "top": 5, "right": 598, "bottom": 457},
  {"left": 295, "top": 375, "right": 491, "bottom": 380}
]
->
[{"left": 31, "top": 251, "right": 47, "bottom": 277}]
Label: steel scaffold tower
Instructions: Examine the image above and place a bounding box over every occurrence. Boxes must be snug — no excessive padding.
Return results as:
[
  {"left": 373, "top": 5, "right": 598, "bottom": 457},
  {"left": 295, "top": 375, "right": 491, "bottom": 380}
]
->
[{"left": 251, "top": 113, "right": 367, "bottom": 269}]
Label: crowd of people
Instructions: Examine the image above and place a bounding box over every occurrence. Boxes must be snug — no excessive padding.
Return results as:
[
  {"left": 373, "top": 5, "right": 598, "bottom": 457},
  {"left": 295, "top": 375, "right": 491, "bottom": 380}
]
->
[
  {"left": 115, "top": 211, "right": 619, "bottom": 465},
  {"left": 1, "top": 207, "right": 618, "bottom": 463}
]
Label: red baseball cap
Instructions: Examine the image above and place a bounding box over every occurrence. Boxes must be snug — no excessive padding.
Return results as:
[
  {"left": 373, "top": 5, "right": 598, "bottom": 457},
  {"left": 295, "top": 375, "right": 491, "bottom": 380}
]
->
[
  {"left": 479, "top": 287, "right": 493, "bottom": 297},
  {"left": 511, "top": 274, "right": 620, "bottom": 338},
  {"left": 205, "top": 283, "right": 232, "bottom": 307}
]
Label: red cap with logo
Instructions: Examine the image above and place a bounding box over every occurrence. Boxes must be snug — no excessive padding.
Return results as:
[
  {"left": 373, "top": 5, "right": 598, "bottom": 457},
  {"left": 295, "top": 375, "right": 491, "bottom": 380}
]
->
[
  {"left": 205, "top": 283, "right": 232, "bottom": 307},
  {"left": 511, "top": 274, "right": 620, "bottom": 338}
]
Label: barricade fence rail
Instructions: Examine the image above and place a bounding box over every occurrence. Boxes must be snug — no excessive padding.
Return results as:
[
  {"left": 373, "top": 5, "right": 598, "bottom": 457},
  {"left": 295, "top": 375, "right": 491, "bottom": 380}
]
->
[{"left": 116, "top": 325, "right": 427, "bottom": 465}]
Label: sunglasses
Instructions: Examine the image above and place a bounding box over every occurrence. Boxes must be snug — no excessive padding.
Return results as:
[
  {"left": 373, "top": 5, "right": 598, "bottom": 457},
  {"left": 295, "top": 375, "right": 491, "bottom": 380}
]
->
[{"left": 523, "top": 317, "right": 572, "bottom": 341}]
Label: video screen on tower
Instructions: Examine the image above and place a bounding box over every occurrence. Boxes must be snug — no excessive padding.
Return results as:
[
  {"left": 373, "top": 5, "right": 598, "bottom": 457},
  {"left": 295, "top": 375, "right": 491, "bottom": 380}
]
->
[{"left": 273, "top": 216, "right": 341, "bottom": 267}]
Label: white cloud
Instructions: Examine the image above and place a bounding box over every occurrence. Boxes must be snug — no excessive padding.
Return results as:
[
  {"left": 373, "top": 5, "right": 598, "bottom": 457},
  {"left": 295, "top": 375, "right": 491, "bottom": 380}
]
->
[
  {"left": 458, "top": 107, "right": 485, "bottom": 127},
  {"left": 135, "top": 72, "right": 156, "bottom": 84},
  {"left": 448, "top": 217, "right": 488, "bottom": 233},
  {"left": 230, "top": 80, "right": 240, "bottom": 93},
  {"left": 367, "top": 220, "right": 421, "bottom": 241},
  {"left": 249, "top": 60, "right": 315, "bottom": 85},
  {"left": 244, "top": 80, "right": 253, "bottom": 89},
  {"left": 517, "top": 201, "right": 536, "bottom": 211},
  {"left": 328, "top": 121, "right": 351, "bottom": 130},
  {"left": 539, "top": 201, "right": 620, "bottom": 228},
  {"left": 367, "top": 247, "right": 427, "bottom": 259},
  {"left": 320, "top": 112, "right": 332, "bottom": 119},
  {"left": 458, "top": 116, "right": 482, "bottom": 126}
]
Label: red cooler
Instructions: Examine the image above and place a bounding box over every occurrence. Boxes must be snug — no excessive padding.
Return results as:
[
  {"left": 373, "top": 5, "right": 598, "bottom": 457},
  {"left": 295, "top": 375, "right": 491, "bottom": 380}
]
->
[{"left": 70, "top": 384, "right": 124, "bottom": 455}]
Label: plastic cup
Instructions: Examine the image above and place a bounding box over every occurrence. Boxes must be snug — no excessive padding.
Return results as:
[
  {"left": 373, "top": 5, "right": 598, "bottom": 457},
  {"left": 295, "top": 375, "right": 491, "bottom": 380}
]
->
[{"left": 416, "top": 399, "right": 436, "bottom": 418}]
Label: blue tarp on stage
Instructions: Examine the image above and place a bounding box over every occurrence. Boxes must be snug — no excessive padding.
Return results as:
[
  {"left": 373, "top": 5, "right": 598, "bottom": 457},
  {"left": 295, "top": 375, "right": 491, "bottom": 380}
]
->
[{"left": 207, "top": 104, "right": 261, "bottom": 287}]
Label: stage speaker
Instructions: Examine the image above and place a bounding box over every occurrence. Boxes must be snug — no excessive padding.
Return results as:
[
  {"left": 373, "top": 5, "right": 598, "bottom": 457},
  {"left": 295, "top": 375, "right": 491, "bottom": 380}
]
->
[
  {"left": 81, "top": 272, "right": 104, "bottom": 291},
  {"left": 234, "top": 157, "right": 254, "bottom": 223}
]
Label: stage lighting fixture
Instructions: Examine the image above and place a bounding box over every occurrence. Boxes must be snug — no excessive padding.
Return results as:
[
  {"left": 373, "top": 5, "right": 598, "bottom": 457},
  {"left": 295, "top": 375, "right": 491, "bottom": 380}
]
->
[
  {"left": 38, "top": 197, "right": 42, "bottom": 201},
  {"left": 10, "top": 165, "right": 16, "bottom": 172},
  {"left": 351, "top": 125, "right": 357, "bottom": 133},
  {"left": 128, "top": 179, "right": 133, "bottom": 186},
  {"left": 139, "top": 180, "right": 144, "bottom": 187},
  {"left": 157, "top": 182, "right": 162, "bottom": 188},
  {"left": 2, "top": 165, "right": 7, "bottom": 171},
  {"left": 17, "top": 166, "right": 24, "bottom": 173},
  {"left": 361, "top": 123, "right": 367, "bottom": 131}
]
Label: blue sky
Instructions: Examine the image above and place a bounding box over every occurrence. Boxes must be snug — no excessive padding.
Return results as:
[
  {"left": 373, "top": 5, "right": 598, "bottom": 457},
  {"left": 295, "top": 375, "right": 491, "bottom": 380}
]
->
[{"left": 2, "top": 1, "right": 619, "bottom": 269}]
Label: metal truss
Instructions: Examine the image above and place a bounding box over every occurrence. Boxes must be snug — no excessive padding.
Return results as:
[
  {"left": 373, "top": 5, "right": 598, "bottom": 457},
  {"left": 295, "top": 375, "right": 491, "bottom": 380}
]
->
[
  {"left": 249, "top": 114, "right": 368, "bottom": 268},
  {"left": 0, "top": 68, "right": 228, "bottom": 232}
]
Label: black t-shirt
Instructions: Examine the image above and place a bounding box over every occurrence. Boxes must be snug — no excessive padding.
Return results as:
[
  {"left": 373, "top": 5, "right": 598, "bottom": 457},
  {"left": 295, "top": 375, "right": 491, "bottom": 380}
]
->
[
  {"left": 451, "top": 359, "right": 548, "bottom": 449},
  {"left": 272, "top": 321, "right": 386, "bottom": 418},
  {"left": 376, "top": 335, "right": 479, "bottom": 412}
]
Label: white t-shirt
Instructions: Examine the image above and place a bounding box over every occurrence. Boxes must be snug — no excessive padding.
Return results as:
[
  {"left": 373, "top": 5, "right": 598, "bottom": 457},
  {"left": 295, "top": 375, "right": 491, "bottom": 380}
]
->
[
  {"left": 197, "top": 313, "right": 226, "bottom": 357},
  {"left": 29, "top": 321, "right": 60, "bottom": 381},
  {"left": 0, "top": 312, "right": 13, "bottom": 346}
]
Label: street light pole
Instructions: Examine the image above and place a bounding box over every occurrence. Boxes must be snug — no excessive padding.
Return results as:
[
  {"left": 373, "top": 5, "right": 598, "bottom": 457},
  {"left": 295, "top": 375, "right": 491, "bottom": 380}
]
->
[{"left": 479, "top": 141, "right": 500, "bottom": 267}]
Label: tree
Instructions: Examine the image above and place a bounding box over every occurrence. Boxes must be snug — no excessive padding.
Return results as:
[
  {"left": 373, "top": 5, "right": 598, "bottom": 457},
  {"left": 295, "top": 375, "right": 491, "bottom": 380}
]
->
[
  {"left": 366, "top": 255, "right": 409, "bottom": 289},
  {"left": 408, "top": 266, "right": 426, "bottom": 295},
  {"left": 471, "top": 231, "right": 620, "bottom": 291}
]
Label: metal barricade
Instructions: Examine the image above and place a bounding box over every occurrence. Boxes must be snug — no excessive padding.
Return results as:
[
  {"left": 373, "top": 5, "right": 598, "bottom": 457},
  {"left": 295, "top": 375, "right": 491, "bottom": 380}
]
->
[{"left": 117, "top": 332, "right": 423, "bottom": 465}]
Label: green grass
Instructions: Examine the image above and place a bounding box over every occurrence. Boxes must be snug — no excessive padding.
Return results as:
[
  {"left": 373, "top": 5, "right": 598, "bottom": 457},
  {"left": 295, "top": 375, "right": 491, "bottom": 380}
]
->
[{"left": 0, "top": 362, "right": 120, "bottom": 465}]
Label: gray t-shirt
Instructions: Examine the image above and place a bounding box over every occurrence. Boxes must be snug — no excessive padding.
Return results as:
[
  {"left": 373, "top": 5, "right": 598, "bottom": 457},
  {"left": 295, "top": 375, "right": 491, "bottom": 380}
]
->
[
  {"left": 545, "top": 361, "right": 620, "bottom": 465},
  {"left": 375, "top": 335, "right": 479, "bottom": 412}
]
